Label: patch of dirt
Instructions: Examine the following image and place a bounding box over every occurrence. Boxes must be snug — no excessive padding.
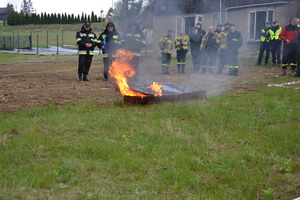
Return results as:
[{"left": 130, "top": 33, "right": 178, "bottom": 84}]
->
[{"left": 0, "top": 54, "right": 285, "bottom": 114}]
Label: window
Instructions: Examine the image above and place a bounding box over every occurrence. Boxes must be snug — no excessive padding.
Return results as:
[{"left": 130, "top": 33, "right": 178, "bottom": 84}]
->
[
  {"left": 212, "top": 12, "right": 219, "bottom": 21},
  {"left": 195, "top": 15, "right": 203, "bottom": 26},
  {"left": 249, "top": 10, "right": 274, "bottom": 41}
]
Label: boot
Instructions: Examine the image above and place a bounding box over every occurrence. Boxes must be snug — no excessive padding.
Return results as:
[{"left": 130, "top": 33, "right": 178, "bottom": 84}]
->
[
  {"left": 83, "top": 74, "right": 89, "bottom": 81},
  {"left": 233, "top": 68, "right": 239, "bottom": 76},
  {"left": 201, "top": 67, "right": 207, "bottom": 74},
  {"left": 103, "top": 73, "right": 108, "bottom": 81},
  {"left": 227, "top": 68, "right": 234, "bottom": 75},
  {"left": 177, "top": 65, "right": 181, "bottom": 74},
  {"left": 217, "top": 65, "right": 224, "bottom": 74},
  {"left": 291, "top": 68, "right": 296, "bottom": 76},
  {"left": 294, "top": 68, "right": 300, "bottom": 77},
  {"left": 165, "top": 66, "right": 169, "bottom": 74},
  {"left": 181, "top": 65, "right": 185, "bottom": 74},
  {"left": 280, "top": 68, "right": 286, "bottom": 76},
  {"left": 162, "top": 65, "right": 166, "bottom": 74},
  {"left": 77, "top": 74, "right": 82, "bottom": 82},
  {"left": 208, "top": 68, "right": 213, "bottom": 74}
]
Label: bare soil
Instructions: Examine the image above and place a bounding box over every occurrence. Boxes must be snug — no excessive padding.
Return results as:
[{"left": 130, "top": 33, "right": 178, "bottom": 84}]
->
[{"left": 0, "top": 54, "right": 284, "bottom": 114}]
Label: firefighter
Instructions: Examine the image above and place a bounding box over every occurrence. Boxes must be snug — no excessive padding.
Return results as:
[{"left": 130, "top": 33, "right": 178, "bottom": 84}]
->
[
  {"left": 295, "top": 30, "right": 300, "bottom": 77},
  {"left": 215, "top": 24, "right": 223, "bottom": 34},
  {"left": 121, "top": 21, "right": 146, "bottom": 81},
  {"left": 76, "top": 22, "right": 98, "bottom": 81},
  {"left": 200, "top": 26, "right": 220, "bottom": 74},
  {"left": 227, "top": 24, "right": 243, "bottom": 76},
  {"left": 159, "top": 29, "right": 173, "bottom": 74},
  {"left": 97, "top": 22, "right": 121, "bottom": 81},
  {"left": 255, "top": 21, "right": 271, "bottom": 66},
  {"left": 223, "top": 22, "right": 230, "bottom": 32},
  {"left": 217, "top": 23, "right": 230, "bottom": 74},
  {"left": 279, "top": 17, "right": 300, "bottom": 76},
  {"left": 269, "top": 20, "right": 282, "bottom": 67},
  {"left": 174, "top": 28, "right": 190, "bottom": 74},
  {"left": 195, "top": 23, "right": 206, "bottom": 36},
  {"left": 190, "top": 27, "right": 203, "bottom": 73}
]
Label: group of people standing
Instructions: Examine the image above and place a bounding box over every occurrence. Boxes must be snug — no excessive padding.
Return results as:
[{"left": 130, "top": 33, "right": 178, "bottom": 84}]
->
[
  {"left": 255, "top": 17, "right": 300, "bottom": 77},
  {"left": 75, "top": 21, "right": 146, "bottom": 82},
  {"left": 159, "top": 22, "right": 243, "bottom": 76}
]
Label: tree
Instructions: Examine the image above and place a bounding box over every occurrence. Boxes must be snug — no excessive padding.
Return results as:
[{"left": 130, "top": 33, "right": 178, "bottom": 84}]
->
[{"left": 21, "top": 0, "right": 34, "bottom": 14}]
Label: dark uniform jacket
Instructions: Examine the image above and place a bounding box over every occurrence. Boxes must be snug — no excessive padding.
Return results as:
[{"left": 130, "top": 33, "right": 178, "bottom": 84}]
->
[
  {"left": 296, "top": 31, "right": 300, "bottom": 51},
  {"left": 227, "top": 30, "right": 243, "bottom": 49},
  {"left": 76, "top": 26, "right": 98, "bottom": 55},
  {"left": 97, "top": 22, "right": 121, "bottom": 57},
  {"left": 200, "top": 32, "right": 220, "bottom": 51},
  {"left": 122, "top": 23, "right": 146, "bottom": 55},
  {"left": 190, "top": 32, "right": 203, "bottom": 51}
]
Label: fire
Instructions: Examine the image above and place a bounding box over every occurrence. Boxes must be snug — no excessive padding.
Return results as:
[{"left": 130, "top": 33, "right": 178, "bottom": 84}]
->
[
  {"left": 110, "top": 49, "right": 164, "bottom": 97},
  {"left": 109, "top": 49, "right": 147, "bottom": 97},
  {"left": 148, "top": 82, "right": 163, "bottom": 96}
]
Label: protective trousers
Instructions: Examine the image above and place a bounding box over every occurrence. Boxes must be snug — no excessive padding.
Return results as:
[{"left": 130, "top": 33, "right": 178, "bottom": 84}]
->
[
  {"left": 78, "top": 55, "right": 93, "bottom": 75},
  {"left": 176, "top": 50, "right": 188, "bottom": 74},
  {"left": 103, "top": 56, "right": 114, "bottom": 80},
  {"left": 218, "top": 49, "right": 228, "bottom": 73},
  {"left": 270, "top": 40, "right": 281, "bottom": 65},
  {"left": 282, "top": 44, "right": 297, "bottom": 69},
  {"left": 227, "top": 47, "right": 239, "bottom": 76},
  {"left": 161, "top": 52, "right": 171, "bottom": 74},
  {"left": 191, "top": 49, "right": 202, "bottom": 73},
  {"left": 257, "top": 41, "right": 270, "bottom": 64},
  {"left": 202, "top": 47, "right": 217, "bottom": 73}
]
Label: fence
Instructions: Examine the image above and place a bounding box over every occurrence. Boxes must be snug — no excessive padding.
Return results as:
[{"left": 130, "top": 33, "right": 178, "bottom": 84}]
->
[
  {"left": 0, "top": 30, "right": 80, "bottom": 54},
  {"left": 0, "top": 35, "right": 32, "bottom": 50}
]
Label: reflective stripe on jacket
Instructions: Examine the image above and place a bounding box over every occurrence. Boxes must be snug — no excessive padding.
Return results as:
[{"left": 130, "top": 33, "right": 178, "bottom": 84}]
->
[
  {"left": 174, "top": 34, "right": 189, "bottom": 51},
  {"left": 159, "top": 34, "right": 173, "bottom": 54}
]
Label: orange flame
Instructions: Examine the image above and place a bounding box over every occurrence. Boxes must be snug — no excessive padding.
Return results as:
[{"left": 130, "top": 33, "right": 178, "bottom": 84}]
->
[
  {"left": 148, "top": 82, "right": 163, "bottom": 96},
  {"left": 109, "top": 49, "right": 147, "bottom": 97}
]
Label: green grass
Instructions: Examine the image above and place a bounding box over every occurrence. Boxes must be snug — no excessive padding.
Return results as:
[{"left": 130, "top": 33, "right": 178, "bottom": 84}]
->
[
  {"left": 1, "top": 84, "right": 300, "bottom": 199},
  {"left": 0, "top": 23, "right": 107, "bottom": 48}
]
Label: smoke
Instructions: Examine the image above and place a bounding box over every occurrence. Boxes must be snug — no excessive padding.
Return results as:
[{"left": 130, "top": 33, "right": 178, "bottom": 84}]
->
[{"left": 136, "top": 56, "right": 234, "bottom": 97}]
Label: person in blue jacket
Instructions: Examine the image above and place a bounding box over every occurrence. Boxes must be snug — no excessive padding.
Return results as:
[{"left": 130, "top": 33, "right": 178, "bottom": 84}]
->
[{"left": 98, "top": 22, "right": 121, "bottom": 81}]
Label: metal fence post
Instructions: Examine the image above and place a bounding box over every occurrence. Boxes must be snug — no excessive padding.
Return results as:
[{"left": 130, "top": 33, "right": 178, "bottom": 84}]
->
[
  {"left": 47, "top": 30, "right": 49, "bottom": 48},
  {"left": 12, "top": 32, "right": 14, "bottom": 49},
  {"left": 61, "top": 30, "right": 64, "bottom": 47},
  {"left": 37, "top": 33, "right": 39, "bottom": 55},
  {"left": 17, "top": 32, "right": 20, "bottom": 53},
  {"left": 56, "top": 34, "right": 59, "bottom": 55}
]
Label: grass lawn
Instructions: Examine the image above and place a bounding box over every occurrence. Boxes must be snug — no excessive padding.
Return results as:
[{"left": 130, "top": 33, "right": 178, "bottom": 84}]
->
[{"left": 1, "top": 82, "right": 299, "bottom": 199}]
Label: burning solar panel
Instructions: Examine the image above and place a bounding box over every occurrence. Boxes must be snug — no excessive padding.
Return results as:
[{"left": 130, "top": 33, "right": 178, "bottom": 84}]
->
[{"left": 124, "top": 82, "right": 206, "bottom": 104}]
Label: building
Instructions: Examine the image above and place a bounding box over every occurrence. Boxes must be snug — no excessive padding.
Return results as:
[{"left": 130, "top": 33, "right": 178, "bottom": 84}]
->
[
  {"left": 0, "top": 4, "right": 14, "bottom": 24},
  {"left": 152, "top": 0, "right": 299, "bottom": 57}
]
